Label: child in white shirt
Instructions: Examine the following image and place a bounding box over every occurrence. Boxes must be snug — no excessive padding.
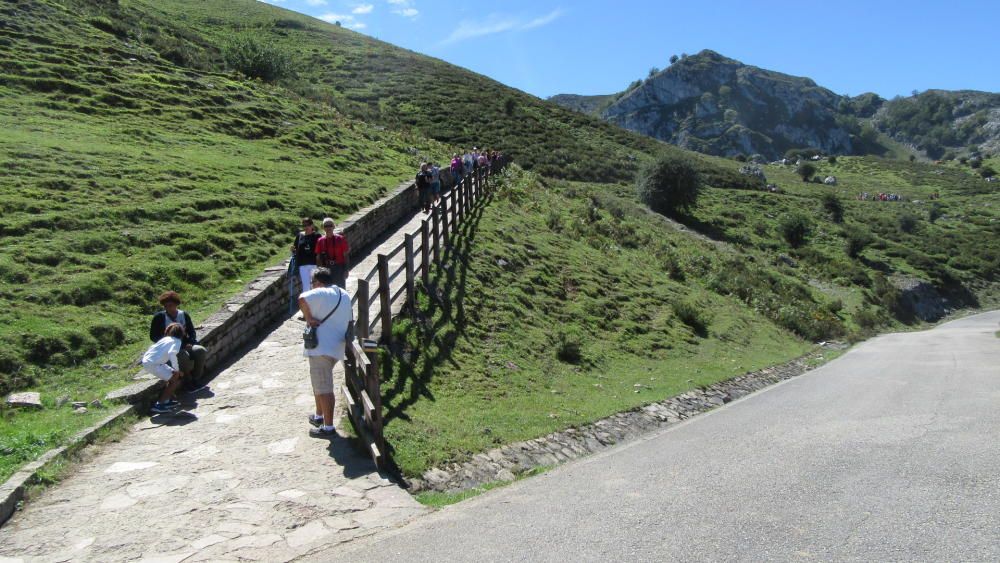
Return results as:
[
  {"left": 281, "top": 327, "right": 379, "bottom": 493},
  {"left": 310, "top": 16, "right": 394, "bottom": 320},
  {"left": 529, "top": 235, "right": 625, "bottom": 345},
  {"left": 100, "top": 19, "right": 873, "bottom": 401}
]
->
[{"left": 142, "top": 322, "right": 185, "bottom": 413}]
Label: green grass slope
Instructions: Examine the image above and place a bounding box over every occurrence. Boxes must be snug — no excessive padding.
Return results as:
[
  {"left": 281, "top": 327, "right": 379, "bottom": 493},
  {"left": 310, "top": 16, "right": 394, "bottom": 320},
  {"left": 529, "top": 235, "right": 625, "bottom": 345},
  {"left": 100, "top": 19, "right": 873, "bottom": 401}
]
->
[{"left": 68, "top": 0, "right": 679, "bottom": 183}]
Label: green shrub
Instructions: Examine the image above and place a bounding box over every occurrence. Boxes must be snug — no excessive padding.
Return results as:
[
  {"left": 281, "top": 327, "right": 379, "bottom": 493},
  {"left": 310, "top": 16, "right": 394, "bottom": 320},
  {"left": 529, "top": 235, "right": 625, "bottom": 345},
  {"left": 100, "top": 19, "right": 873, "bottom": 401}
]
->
[
  {"left": 779, "top": 213, "right": 812, "bottom": 248},
  {"left": 928, "top": 203, "right": 943, "bottom": 223},
  {"left": 843, "top": 224, "right": 873, "bottom": 258},
  {"left": 635, "top": 153, "right": 701, "bottom": 215},
  {"left": 821, "top": 192, "right": 844, "bottom": 223},
  {"left": 223, "top": 33, "right": 292, "bottom": 82},
  {"left": 980, "top": 166, "right": 997, "bottom": 178},
  {"left": 796, "top": 162, "right": 816, "bottom": 182},
  {"left": 898, "top": 212, "right": 919, "bottom": 233},
  {"left": 672, "top": 299, "right": 709, "bottom": 337},
  {"left": 555, "top": 328, "right": 583, "bottom": 364}
]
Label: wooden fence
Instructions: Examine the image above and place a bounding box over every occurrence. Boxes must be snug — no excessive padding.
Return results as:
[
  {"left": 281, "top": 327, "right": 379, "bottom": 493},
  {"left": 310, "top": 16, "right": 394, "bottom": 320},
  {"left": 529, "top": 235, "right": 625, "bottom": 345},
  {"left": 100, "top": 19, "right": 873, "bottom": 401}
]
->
[{"left": 342, "top": 160, "right": 507, "bottom": 470}]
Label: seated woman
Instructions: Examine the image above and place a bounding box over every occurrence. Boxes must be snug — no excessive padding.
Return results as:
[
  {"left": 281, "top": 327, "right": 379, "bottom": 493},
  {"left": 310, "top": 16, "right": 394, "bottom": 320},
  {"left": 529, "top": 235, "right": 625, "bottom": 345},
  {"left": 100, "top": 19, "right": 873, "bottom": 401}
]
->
[
  {"left": 149, "top": 291, "right": 208, "bottom": 391},
  {"left": 142, "top": 322, "right": 185, "bottom": 414}
]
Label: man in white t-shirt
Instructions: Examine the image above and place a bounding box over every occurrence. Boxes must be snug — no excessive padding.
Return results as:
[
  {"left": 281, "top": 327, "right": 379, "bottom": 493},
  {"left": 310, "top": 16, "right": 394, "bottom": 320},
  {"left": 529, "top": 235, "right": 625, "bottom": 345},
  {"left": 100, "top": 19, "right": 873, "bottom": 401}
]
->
[{"left": 298, "top": 268, "right": 353, "bottom": 438}]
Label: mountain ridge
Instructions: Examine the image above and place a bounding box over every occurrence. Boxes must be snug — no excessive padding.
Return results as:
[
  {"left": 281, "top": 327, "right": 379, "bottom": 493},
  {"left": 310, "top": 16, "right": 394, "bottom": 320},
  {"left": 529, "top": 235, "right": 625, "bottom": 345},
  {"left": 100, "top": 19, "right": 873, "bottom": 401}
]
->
[{"left": 550, "top": 50, "right": 1000, "bottom": 160}]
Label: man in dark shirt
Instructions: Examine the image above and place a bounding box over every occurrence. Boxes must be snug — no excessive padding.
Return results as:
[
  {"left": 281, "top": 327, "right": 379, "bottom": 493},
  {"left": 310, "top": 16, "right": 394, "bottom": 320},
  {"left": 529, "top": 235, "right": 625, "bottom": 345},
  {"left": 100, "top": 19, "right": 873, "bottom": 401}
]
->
[
  {"left": 149, "top": 290, "right": 208, "bottom": 390},
  {"left": 416, "top": 162, "right": 432, "bottom": 213}
]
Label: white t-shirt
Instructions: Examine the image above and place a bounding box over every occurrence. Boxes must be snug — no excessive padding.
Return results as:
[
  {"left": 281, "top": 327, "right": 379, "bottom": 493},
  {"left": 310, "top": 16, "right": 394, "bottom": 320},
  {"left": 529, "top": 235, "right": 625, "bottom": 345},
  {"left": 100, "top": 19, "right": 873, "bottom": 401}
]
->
[{"left": 301, "top": 286, "right": 353, "bottom": 360}]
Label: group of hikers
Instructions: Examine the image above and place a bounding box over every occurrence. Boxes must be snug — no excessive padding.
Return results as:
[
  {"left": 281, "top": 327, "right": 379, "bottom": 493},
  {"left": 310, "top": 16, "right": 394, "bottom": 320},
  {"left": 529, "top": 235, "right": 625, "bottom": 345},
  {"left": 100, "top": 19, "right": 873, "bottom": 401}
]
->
[
  {"left": 415, "top": 148, "right": 504, "bottom": 213},
  {"left": 139, "top": 150, "right": 505, "bottom": 437},
  {"left": 858, "top": 192, "right": 905, "bottom": 201}
]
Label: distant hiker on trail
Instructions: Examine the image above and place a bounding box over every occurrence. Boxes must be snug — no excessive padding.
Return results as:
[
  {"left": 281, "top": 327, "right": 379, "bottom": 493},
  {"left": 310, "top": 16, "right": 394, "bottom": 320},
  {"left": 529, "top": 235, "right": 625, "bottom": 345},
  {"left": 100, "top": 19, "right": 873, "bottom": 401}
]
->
[
  {"left": 298, "top": 268, "right": 353, "bottom": 438},
  {"left": 429, "top": 162, "right": 442, "bottom": 206},
  {"left": 291, "top": 217, "right": 321, "bottom": 293},
  {"left": 142, "top": 322, "right": 185, "bottom": 414},
  {"left": 316, "top": 217, "right": 350, "bottom": 289},
  {"left": 451, "top": 154, "right": 463, "bottom": 186},
  {"left": 416, "top": 162, "right": 432, "bottom": 213},
  {"left": 463, "top": 150, "right": 474, "bottom": 176},
  {"left": 150, "top": 291, "right": 208, "bottom": 392}
]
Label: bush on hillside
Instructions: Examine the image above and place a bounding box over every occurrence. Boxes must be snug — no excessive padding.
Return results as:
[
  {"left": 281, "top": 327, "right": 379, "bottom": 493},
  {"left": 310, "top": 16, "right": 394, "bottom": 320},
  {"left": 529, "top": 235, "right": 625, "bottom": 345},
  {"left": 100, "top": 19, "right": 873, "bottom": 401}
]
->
[
  {"left": 821, "top": 192, "right": 844, "bottom": 223},
  {"left": 635, "top": 153, "right": 702, "bottom": 215},
  {"left": 672, "top": 299, "right": 709, "bottom": 337},
  {"left": 223, "top": 33, "right": 291, "bottom": 82},
  {"left": 980, "top": 166, "right": 997, "bottom": 178},
  {"left": 779, "top": 213, "right": 812, "bottom": 248},
  {"left": 796, "top": 162, "right": 816, "bottom": 182},
  {"left": 898, "top": 212, "right": 919, "bottom": 233},
  {"left": 843, "top": 224, "right": 873, "bottom": 258}
]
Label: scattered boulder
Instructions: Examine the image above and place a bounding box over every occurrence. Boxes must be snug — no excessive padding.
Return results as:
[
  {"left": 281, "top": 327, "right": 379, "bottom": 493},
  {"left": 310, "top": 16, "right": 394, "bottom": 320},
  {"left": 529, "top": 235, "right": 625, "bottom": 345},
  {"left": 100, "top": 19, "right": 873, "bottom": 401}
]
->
[
  {"left": 891, "top": 276, "right": 948, "bottom": 322},
  {"left": 777, "top": 254, "right": 798, "bottom": 268},
  {"left": 72, "top": 401, "right": 88, "bottom": 409},
  {"left": 824, "top": 176, "right": 837, "bottom": 185},
  {"left": 74, "top": 407, "right": 88, "bottom": 415},
  {"left": 6, "top": 392, "right": 42, "bottom": 409}
]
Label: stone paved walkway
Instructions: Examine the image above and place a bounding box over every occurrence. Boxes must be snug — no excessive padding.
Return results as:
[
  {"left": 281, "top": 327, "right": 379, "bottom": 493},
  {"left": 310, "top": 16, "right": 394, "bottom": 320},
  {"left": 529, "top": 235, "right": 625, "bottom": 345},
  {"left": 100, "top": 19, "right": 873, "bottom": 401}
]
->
[{"left": 0, "top": 207, "right": 441, "bottom": 562}]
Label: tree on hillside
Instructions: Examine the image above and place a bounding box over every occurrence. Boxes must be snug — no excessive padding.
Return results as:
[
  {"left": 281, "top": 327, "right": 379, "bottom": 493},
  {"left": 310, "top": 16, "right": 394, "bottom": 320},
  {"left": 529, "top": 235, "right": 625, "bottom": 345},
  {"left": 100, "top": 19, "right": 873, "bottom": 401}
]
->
[
  {"left": 669, "top": 54, "right": 679, "bottom": 64},
  {"left": 223, "top": 33, "right": 291, "bottom": 82},
  {"left": 648, "top": 67, "right": 660, "bottom": 78},
  {"left": 636, "top": 153, "right": 702, "bottom": 215},
  {"left": 821, "top": 192, "right": 844, "bottom": 223},
  {"left": 780, "top": 213, "right": 813, "bottom": 248},
  {"left": 796, "top": 162, "right": 817, "bottom": 182}
]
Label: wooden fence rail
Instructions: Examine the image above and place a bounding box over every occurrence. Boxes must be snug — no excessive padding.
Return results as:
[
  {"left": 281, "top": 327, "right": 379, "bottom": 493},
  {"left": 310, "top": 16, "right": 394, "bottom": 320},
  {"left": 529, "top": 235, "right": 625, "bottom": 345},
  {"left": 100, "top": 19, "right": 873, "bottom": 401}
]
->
[{"left": 343, "top": 160, "right": 508, "bottom": 470}]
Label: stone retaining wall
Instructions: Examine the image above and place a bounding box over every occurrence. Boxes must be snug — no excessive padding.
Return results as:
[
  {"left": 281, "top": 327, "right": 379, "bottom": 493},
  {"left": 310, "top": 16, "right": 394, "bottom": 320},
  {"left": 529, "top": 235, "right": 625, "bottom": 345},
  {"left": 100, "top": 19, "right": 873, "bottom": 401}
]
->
[{"left": 107, "top": 179, "right": 418, "bottom": 403}]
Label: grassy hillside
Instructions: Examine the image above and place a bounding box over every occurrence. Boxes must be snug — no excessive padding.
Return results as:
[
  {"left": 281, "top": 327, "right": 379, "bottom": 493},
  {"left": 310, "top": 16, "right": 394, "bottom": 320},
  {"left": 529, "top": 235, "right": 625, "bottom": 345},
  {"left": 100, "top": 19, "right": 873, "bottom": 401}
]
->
[
  {"left": 384, "top": 167, "right": 813, "bottom": 475},
  {"left": 65, "top": 0, "right": 688, "bottom": 183}
]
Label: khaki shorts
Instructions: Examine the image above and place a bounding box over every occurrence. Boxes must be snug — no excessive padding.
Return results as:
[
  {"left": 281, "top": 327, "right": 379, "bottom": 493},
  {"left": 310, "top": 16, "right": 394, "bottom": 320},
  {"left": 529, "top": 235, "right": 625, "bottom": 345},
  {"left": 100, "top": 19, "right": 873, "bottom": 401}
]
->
[{"left": 308, "top": 355, "right": 337, "bottom": 395}]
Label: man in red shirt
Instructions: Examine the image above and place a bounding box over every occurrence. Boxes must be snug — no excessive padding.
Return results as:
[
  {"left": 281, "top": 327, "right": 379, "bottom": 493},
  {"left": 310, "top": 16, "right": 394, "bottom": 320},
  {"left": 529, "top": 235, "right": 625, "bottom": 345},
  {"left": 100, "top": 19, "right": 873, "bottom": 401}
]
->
[{"left": 316, "top": 217, "right": 350, "bottom": 288}]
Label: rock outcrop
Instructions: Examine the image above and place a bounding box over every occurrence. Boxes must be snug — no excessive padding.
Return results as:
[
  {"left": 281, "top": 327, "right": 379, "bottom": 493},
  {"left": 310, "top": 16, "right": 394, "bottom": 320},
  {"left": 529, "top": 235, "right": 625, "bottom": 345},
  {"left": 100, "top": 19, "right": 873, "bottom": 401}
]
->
[{"left": 596, "top": 50, "right": 854, "bottom": 159}]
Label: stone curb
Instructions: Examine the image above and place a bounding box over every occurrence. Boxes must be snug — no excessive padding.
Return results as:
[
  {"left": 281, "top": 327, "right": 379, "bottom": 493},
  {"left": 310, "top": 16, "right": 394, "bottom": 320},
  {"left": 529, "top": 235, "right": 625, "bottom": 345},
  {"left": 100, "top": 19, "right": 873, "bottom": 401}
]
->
[
  {"left": 0, "top": 404, "right": 135, "bottom": 527},
  {"left": 406, "top": 346, "right": 845, "bottom": 494}
]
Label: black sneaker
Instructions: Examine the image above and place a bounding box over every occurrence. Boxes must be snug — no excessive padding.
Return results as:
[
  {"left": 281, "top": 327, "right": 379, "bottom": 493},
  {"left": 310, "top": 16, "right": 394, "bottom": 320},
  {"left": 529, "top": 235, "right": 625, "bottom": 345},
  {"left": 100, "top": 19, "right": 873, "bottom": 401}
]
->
[
  {"left": 308, "top": 415, "right": 323, "bottom": 428},
  {"left": 309, "top": 426, "right": 337, "bottom": 438},
  {"left": 150, "top": 402, "right": 174, "bottom": 414}
]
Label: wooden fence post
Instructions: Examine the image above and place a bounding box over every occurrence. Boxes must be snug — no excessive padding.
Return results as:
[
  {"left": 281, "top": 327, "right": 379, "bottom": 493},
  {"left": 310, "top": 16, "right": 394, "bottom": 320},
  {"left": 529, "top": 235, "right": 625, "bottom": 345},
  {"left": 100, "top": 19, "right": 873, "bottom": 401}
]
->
[
  {"left": 449, "top": 185, "right": 458, "bottom": 232},
  {"left": 431, "top": 203, "right": 441, "bottom": 264},
  {"left": 441, "top": 195, "right": 450, "bottom": 248},
  {"left": 404, "top": 233, "right": 415, "bottom": 312},
  {"left": 420, "top": 219, "right": 430, "bottom": 287},
  {"left": 377, "top": 254, "right": 392, "bottom": 343},
  {"left": 465, "top": 172, "right": 473, "bottom": 209},
  {"left": 356, "top": 278, "right": 370, "bottom": 339},
  {"left": 366, "top": 356, "right": 385, "bottom": 461}
]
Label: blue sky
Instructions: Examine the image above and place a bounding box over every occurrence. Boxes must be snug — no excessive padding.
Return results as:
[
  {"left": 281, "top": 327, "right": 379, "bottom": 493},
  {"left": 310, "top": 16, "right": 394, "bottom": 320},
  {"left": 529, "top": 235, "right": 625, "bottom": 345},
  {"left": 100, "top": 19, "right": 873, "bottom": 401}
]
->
[{"left": 263, "top": 0, "right": 1000, "bottom": 100}]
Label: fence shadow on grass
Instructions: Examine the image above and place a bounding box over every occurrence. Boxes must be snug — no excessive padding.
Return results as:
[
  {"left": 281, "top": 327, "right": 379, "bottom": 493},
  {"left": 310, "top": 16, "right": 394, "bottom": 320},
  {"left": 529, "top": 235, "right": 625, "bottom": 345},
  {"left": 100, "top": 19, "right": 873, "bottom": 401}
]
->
[{"left": 378, "top": 188, "right": 494, "bottom": 439}]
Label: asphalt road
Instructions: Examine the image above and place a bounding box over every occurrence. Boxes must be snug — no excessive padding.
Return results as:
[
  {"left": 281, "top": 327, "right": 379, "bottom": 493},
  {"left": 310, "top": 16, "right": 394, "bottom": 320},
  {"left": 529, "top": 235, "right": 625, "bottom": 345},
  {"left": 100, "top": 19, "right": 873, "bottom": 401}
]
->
[{"left": 316, "top": 311, "right": 1000, "bottom": 562}]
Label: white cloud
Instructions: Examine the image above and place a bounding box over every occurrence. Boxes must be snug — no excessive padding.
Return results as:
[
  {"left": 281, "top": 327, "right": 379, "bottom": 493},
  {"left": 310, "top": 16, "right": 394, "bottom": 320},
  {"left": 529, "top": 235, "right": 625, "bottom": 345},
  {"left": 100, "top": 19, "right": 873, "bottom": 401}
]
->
[
  {"left": 352, "top": 3, "right": 374, "bottom": 14},
  {"left": 387, "top": 0, "right": 407, "bottom": 4},
  {"left": 523, "top": 9, "right": 563, "bottom": 30},
  {"left": 440, "top": 10, "right": 564, "bottom": 45},
  {"left": 349, "top": 22, "right": 367, "bottom": 29},
  {"left": 304, "top": 0, "right": 327, "bottom": 6},
  {"left": 393, "top": 7, "right": 418, "bottom": 17},
  {"left": 319, "top": 12, "right": 354, "bottom": 23}
]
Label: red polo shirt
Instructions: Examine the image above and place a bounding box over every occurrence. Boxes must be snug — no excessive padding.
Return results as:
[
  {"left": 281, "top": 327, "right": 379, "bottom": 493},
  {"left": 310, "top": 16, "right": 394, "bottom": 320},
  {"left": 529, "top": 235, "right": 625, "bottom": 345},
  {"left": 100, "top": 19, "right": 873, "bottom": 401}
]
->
[{"left": 316, "top": 233, "right": 349, "bottom": 265}]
